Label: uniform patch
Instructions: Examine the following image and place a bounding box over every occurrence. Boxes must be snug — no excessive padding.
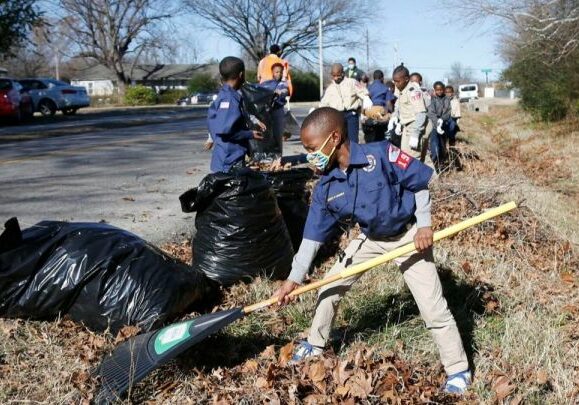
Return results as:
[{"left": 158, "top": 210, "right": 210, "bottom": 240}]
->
[
  {"left": 410, "top": 91, "right": 422, "bottom": 102},
  {"left": 363, "top": 154, "right": 377, "bottom": 172},
  {"left": 388, "top": 144, "right": 412, "bottom": 169},
  {"left": 219, "top": 101, "right": 230, "bottom": 109}
]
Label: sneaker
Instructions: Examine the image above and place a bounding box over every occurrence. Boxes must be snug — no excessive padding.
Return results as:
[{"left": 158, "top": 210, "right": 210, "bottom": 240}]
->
[
  {"left": 290, "top": 341, "right": 323, "bottom": 363},
  {"left": 444, "top": 370, "right": 472, "bottom": 394}
]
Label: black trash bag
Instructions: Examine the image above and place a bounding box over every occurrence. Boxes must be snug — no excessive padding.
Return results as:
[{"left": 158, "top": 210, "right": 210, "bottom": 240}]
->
[
  {"left": 181, "top": 169, "right": 294, "bottom": 286},
  {"left": 241, "top": 82, "right": 280, "bottom": 161},
  {"left": 263, "top": 168, "right": 315, "bottom": 251},
  {"left": 362, "top": 119, "right": 388, "bottom": 143},
  {"left": 0, "top": 218, "right": 217, "bottom": 333}
]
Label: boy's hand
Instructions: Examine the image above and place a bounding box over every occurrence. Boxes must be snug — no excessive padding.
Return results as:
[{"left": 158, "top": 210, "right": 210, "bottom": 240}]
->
[
  {"left": 414, "top": 227, "right": 433, "bottom": 252},
  {"left": 252, "top": 131, "right": 264, "bottom": 140},
  {"left": 256, "top": 120, "right": 267, "bottom": 131},
  {"left": 204, "top": 141, "right": 214, "bottom": 151},
  {"left": 273, "top": 280, "right": 299, "bottom": 306}
]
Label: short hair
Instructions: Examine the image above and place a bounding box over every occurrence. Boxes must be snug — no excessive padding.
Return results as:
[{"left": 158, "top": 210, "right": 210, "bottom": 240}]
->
[
  {"left": 373, "top": 70, "right": 384, "bottom": 80},
  {"left": 219, "top": 56, "right": 245, "bottom": 80},
  {"left": 410, "top": 72, "right": 422, "bottom": 81},
  {"left": 271, "top": 62, "right": 284, "bottom": 71},
  {"left": 445, "top": 85, "right": 455, "bottom": 91},
  {"left": 348, "top": 57, "right": 356, "bottom": 63},
  {"left": 270, "top": 44, "right": 281, "bottom": 54},
  {"left": 433, "top": 81, "right": 445, "bottom": 88},
  {"left": 392, "top": 63, "right": 409, "bottom": 78},
  {"left": 385, "top": 80, "right": 394, "bottom": 88},
  {"left": 302, "top": 107, "right": 348, "bottom": 140}
]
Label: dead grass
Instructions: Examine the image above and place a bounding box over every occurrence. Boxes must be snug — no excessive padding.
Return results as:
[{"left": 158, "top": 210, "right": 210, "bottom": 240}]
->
[{"left": 0, "top": 105, "right": 578, "bottom": 403}]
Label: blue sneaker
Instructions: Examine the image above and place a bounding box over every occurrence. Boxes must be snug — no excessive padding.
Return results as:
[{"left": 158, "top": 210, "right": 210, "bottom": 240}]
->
[
  {"left": 444, "top": 370, "right": 472, "bottom": 394},
  {"left": 290, "top": 341, "right": 323, "bottom": 363}
]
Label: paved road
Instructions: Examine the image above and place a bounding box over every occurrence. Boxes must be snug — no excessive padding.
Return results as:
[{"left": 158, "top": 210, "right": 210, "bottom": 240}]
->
[{"left": 0, "top": 106, "right": 310, "bottom": 243}]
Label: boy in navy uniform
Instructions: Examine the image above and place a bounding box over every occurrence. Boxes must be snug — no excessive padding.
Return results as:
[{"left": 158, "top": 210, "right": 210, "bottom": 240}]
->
[
  {"left": 368, "top": 69, "right": 395, "bottom": 112},
  {"left": 207, "top": 56, "right": 264, "bottom": 172},
  {"left": 273, "top": 107, "right": 471, "bottom": 394},
  {"left": 260, "top": 63, "right": 290, "bottom": 148}
]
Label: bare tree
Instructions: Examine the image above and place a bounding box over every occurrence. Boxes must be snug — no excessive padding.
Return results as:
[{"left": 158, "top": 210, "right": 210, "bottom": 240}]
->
[
  {"left": 443, "top": 0, "right": 579, "bottom": 64},
  {"left": 58, "top": 0, "right": 177, "bottom": 95},
  {"left": 446, "top": 61, "right": 474, "bottom": 86},
  {"left": 183, "top": 0, "right": 370, "bottom": 66}
]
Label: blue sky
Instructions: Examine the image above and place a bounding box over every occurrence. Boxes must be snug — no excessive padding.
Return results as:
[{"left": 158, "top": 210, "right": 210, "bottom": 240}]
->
[{"left": 179, "top": 0, "right": 505, "bottom": 84}]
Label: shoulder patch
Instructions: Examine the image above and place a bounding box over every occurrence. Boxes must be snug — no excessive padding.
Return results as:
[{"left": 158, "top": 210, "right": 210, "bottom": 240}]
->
[
  {"left": 363, "top": 154, "right": 377, "bottom": 172},
  {"left": 388, "top": 144, "right": 412, "bottom": 170},
  {"left": 219, "top": 101, "right": 230, "bottom": 109}
]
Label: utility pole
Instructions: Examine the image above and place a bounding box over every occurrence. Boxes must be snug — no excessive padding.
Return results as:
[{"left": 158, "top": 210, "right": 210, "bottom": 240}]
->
[
  {"left": 365, "top": 29, "right": 370, "bottom": 73},
  {"left": 318, "top": 18, "right": 324, "bottom": 99},
  {"left": 55, "top": 47, "right": 60, "bottom": 80}
]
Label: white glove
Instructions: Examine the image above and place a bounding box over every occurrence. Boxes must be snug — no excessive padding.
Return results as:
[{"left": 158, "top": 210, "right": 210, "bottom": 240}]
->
[
  {"left": 362, "top": 96, "right": 373, "bottom": 110},
  {"left": 395, "top": 123, "right": 402, "bottom": 136},
  {"left": 409, "top": 133, "right": 419, "bottom": 149},
  {"left": 456, "top": 118, "right": 461, "bottom": 125},
  {"left": 387, "top": 116, "right": 399, "bottom": 132},
  {"left": 436, "top": 118, "right": 445, "bottom": 135}
]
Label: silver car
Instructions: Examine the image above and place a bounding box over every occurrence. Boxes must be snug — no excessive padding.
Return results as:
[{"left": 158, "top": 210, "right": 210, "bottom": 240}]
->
[{"left": 18, "top": 78, "right": 91, "bottom": 117}]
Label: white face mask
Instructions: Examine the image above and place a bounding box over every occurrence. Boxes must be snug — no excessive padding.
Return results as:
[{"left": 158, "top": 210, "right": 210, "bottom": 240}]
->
[{"left": 348, "top": 63, "right": 355, "bottom": 69}]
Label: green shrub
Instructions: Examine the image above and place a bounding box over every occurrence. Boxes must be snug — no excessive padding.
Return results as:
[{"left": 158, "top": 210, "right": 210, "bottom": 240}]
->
[
  {"left": 188, "top": 73, "right": 219, "bottom": 93},
  {"left": 124, "top": 85, "right": 157, "bottom": 106},
  {"left": 157, "top": 89, "right": 188, "bottom": 104},
  {"left": 290, "top": 70, "right": 320, "bottom": 102}
]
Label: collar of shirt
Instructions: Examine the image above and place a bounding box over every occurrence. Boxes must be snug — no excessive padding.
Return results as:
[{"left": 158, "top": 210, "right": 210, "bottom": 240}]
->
[{"left": 319, "top": 142, "right": 369, "bottom": 185}]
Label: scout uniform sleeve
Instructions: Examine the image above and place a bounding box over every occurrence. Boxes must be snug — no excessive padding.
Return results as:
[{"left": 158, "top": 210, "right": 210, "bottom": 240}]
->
[
  {"left": 384, "top": 142, "right": 433, "bottom": 192},
  {"left": 287, "top": 239, "right": 323, "bottom": 284},
  {"left": 208, "top": 96, "right": 253, "bottom": 142},
  {"left": 302, "top": 184, "right": 338, "bottom": 243},
  {"left": 427, "top": 99, "right": 439, "bottom": 125}
]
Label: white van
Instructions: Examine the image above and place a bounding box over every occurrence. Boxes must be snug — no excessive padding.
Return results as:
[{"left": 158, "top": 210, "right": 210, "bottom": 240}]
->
[{"left": 459, "top": 84, "right": 479, "bottom": 102}]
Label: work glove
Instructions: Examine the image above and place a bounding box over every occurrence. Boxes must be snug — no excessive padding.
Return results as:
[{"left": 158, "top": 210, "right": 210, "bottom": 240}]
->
[
  {"left": 395, "top": 122, "right": 402, "bottom": 136},
  {"left": 436, "top": 118, "right": 445, "bottom": 135},
  {"left": 409, "top": 133, "right": 419, "bottom": 149},
  {"left": 387, "top": 116, "right": 398, "bottom": 132},
  {"left": 362, "top": 96, "right": 373, "bottom": 110}
]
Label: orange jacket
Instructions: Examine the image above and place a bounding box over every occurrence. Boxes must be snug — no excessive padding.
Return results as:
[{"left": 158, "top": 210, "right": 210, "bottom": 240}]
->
[{"left": 257, "top": 54, "right": 293, "bottom": 96}]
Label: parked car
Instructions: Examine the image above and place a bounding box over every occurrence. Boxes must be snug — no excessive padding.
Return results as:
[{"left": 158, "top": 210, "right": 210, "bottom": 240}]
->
[
  {"left": 0, "top": 78, "right": 33, "bottom": 122},
  {"left": 458, "top": 84, "right": 479, "bottom": 103},
  {"left": 18, "top": 78, "right": 90, "bottom": 117},
  {"left": 176, "top": 92, "right": 218, "bottom": 106}
]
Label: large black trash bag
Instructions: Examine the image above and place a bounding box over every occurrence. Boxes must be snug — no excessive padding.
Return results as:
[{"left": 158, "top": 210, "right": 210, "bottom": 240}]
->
[
  {"left": 0, "top": 218, "right": 217, "bottom": 333},
  {"left": 263, "top": 168, "right": 315, "bottom": 251},
  {"left": 241, "top": 82, "right": 280, "bottom": 161},
  {"left": 180, "top": 169, "right": 294, "bottom": 286}
]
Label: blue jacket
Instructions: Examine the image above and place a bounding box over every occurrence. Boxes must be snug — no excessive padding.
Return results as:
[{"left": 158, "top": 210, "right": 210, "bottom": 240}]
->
[
  {"left": 260, "top": 79, "right": 289, "bottom": 109},
  {"left": 208, "top": 84, "right": 253, "bottom": 172},
  {"left": 368, "top": 81, "right": 394, "bottom": 108},
  {"left": 303, "top": 141, "right": 433, "bottom": 242}
]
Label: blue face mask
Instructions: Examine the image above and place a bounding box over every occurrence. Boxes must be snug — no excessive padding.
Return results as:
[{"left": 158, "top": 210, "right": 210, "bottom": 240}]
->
[{"left": 306, "top": 134, "right": 336, "bottom": 172}]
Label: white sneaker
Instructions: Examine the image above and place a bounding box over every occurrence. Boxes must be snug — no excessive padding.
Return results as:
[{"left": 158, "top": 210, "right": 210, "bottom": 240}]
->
[
  {"left": 444, "top": 370, "right": 472, "bottom": 394},
  {"left": 290, "top": 341, "right": 323, "bottom": 363}
]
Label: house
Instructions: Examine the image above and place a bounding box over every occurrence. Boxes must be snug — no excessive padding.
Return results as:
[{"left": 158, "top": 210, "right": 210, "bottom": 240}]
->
[{"left": 70, "top": 63, "right": 219, "bottom": 96}]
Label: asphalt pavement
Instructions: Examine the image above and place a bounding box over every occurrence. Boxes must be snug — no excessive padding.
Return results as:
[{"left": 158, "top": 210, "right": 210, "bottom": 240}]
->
[{"left": 0, "top": 105, "right": 311, "bottom": 244}]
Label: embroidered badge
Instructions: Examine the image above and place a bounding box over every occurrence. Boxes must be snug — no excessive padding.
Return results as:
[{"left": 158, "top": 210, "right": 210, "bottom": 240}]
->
[
  {"left": 363, "top": 154, "right": 377, "bottom": 172},
  {"left": 219, "top": 101, "right": 230, "bottom": 109},
  {"left": 388, "top": 144, "right": 411, "bottom": 169},
  {"left": 327, "top": 192, "right": 345, "bottom": 202},
  {"left": 410, "top": 91, "right": 422, "bottom": 101}
]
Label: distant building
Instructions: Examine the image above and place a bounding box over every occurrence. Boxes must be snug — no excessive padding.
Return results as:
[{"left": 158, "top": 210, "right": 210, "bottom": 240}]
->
[{"left": 70, "top": 63, "right": 219, "bottom": 96}]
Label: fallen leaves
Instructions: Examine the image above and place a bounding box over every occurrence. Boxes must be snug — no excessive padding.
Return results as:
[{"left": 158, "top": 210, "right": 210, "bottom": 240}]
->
[
  {"left": 492, "top": 374, "right": 516, "bottom": 401},
  {"left": 114, "top": 325, "right": 141, "bottom": 345}
]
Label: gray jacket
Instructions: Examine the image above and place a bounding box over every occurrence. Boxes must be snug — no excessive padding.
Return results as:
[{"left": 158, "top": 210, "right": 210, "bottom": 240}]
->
[{"left": 427, "top": 95, "right": 451, "bottom": 125}]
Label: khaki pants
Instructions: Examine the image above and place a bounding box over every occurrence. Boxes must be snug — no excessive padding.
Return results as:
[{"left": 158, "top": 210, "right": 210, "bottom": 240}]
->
[
  {"left": 401, "top": 122, "right": 434, "bottom": 169},
  {"left": 307, "top": 225, "right": 469, "bottom": 375}
]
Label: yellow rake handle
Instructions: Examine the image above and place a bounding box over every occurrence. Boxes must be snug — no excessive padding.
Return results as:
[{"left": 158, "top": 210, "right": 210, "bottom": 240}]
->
[{"left": 243, "top": 201, "right": 517, "bottom": 314}]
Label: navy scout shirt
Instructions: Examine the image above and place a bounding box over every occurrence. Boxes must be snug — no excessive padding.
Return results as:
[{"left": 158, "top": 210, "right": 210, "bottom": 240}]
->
[
  {"left": 208, "top": 84, "right": 253, "bottom": 172},
  {"left": 303, "top": 141, "right": 433, "bottom": 242}
]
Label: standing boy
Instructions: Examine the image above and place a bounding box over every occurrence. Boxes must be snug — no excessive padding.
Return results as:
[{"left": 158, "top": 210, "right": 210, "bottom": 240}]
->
[
  {"left": 445, "top": 85, "right": 461, "bottom": 146},
  {"left": 320, "top": 63, "right": 372, "bottom": 144},
  {"left": 273, "top": 107, "right": 472, "bottom": 395},
  {"left": 208, "top": 56, "right": 264, "bottom": 172},
  {"left": 260, "top": 63, "right": 290, "bottom": 154},
  {"left": 427, "top": 81, "right": 452, "bottom": 171},
  {"left": 389, "top": 64, "right": 428, "bottom": 161}
]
